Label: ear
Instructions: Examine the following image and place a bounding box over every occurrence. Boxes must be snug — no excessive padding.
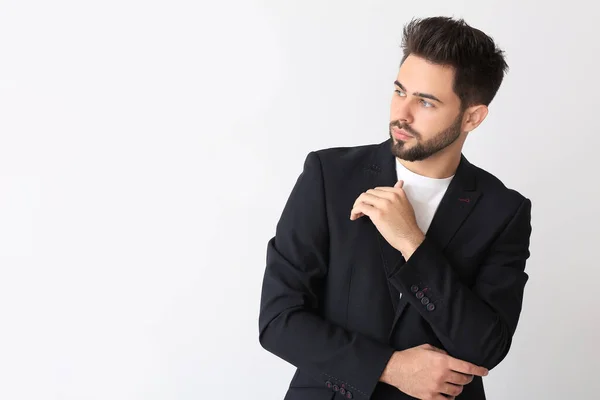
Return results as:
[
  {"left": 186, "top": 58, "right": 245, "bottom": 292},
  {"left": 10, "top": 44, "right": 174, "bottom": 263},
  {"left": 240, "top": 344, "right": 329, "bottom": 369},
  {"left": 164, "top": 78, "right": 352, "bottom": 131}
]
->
[{"left": 462, "top": 105, "right": 489, "bottom": 132}]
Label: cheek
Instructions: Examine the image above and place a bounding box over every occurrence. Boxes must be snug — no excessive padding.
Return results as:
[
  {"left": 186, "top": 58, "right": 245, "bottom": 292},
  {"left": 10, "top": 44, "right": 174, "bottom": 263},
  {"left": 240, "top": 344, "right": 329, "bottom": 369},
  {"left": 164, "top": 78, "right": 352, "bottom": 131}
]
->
[
  {"left": 415, "top": 109, "right": 454, "bottom": 135},
  {"left": 411, "top": 109, "right": 440, "bottom": 136},
  {"left": 390, "top": 96, "right": 401, "bottom": 115},
  {"left": 415, "top": 106, "right": 443, "bottom": 122}
]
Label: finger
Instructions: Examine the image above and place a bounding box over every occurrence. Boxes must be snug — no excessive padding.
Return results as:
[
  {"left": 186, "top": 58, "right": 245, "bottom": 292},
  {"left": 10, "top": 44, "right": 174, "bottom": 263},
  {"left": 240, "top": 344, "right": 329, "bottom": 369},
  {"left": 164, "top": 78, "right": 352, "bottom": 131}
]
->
[
  {"left": 373, "top": 186, "right": 407, "bottom": 199},
  {"left": 394, "top": 180, "right": 404, "bottom": 188},
  {"left": 447, "top": 356, "right": 488, "bottom": 377},
  {"left": 357, "top": 192, "right": 389, "bottom": 209},
  {"left": 349, "top": 211, "right": 364, "bottom": 220},
  {"left": 366, "top": 188, "right": 398, "bottom": 201},
  {"left": 352, "top": 190, "right": 387, "bottom": 210},
  {"left": 350, "top": 192, "right": 379, "bottom": 219},
  {"left": 350, "top": 203, "right": 375, "bottom": 220},
  {"left": 373, "top": 185, "right": 405, "bottom": 193},
  {"left": 350, "top": 193, "right": 370, "bottom": 219},
  {"left": 445, "top": 371, "right": 474, "bottom": 385},
  {"left": 349, "top": 206, "right": 361, "bottom": 220},
  {"left": 372, "top": 187, "right": 399, "bottom": 192},
  {"left": 439, "top": 382, "right": 463, "bottom": 397}
]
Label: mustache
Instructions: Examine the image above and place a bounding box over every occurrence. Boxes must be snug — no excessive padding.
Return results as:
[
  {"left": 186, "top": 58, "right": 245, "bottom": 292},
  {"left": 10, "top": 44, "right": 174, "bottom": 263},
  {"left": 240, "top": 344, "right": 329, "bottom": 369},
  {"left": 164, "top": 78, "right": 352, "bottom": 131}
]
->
[{"left": 389, "top": 121, "right": 419, "bottom": 137}]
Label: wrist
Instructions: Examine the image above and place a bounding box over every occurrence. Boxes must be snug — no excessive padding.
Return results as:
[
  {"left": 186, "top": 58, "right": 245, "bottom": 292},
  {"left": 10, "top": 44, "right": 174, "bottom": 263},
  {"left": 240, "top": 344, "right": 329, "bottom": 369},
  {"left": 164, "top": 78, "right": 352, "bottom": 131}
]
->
[
  {"left": 379, "top": 351, "right": 404, "bottom": 384},
  {"left": 400, "top": 231, "right": 425, "bottom": 260}
]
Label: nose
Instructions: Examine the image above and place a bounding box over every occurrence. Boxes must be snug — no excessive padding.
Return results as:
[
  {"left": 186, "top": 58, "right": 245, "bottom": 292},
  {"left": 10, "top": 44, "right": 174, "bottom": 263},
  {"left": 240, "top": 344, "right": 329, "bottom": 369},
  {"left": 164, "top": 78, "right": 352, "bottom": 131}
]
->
[{"left": 391, "top": 96, "right": 413, "bottom": 125}]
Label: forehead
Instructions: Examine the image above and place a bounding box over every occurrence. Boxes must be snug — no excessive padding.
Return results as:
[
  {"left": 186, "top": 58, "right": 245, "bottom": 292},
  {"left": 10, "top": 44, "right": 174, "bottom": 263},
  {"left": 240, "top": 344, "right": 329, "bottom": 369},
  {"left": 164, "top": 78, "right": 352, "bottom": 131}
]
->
[{"left": 396, "top": 55, "right": 459, "bottom": 104}]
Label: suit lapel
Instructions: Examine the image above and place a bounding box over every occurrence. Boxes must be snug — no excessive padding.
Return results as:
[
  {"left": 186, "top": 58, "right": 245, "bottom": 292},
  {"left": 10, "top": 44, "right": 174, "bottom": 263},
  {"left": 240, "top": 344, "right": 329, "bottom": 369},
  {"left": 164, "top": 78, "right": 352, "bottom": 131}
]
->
[
  {"left": 357, "top": 140, "right": 403, "bottom": 314},
  {"left": 358, "top": 139, "right": 481, "bottom": 337},
  {"left": 425, "top": 153, "right": 480, "bottom": 251}
]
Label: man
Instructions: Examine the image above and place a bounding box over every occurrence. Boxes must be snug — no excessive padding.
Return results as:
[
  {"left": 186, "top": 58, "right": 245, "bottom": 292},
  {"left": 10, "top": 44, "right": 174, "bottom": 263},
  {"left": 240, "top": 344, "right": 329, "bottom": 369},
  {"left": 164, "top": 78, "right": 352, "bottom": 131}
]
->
[{"left": 259, "top": 16, "right": 532, "bottom": 400}]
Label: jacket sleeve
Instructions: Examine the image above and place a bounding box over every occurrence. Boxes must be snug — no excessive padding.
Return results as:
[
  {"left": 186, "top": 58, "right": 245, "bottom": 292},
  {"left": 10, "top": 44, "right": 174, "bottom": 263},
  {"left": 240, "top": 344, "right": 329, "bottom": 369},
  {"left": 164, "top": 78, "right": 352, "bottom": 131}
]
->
[
  {"left": 258, "top": 151, "right": 396, "bottom": 399},
  {"left": 387, "top": 197, "right": 533, "bottom": 370}
]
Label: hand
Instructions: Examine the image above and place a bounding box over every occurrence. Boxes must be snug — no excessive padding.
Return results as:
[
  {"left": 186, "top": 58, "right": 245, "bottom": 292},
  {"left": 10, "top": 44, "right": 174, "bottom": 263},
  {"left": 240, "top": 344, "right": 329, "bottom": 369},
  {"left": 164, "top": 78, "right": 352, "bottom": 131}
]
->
[
  {"left": 380, "top": 344, "right": 488, "bottom": 400},
  {"left": 350, "top": 180, "right": 424, "bottom": 257}
]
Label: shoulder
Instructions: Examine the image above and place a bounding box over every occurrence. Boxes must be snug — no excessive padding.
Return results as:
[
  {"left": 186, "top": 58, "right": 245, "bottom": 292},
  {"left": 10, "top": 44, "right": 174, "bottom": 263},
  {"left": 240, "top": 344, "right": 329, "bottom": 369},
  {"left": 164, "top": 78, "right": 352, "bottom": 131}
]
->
[
  {"left": 467, "top": 159, "right": 531, "bottom": 213},
  {"left": 313, "top": 142, "right": 379, "bottom": 159},
  {"left": 306, "top": 141, "right": 382, "bottom": 172}
]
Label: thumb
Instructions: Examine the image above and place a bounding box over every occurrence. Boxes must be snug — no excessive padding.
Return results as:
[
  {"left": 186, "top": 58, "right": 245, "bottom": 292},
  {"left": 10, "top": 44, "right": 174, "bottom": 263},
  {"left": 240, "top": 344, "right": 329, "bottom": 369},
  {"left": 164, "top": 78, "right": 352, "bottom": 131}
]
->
[{"left": 394, "top": 180, "right": 404, "bottom": 189}]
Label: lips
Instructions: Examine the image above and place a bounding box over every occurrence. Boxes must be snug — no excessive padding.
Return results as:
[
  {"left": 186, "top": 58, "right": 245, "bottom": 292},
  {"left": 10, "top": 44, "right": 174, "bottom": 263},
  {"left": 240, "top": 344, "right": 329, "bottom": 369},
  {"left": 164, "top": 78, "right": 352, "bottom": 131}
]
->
[{"left": 392, "top": 126, "right": 414, "bottom": 139}]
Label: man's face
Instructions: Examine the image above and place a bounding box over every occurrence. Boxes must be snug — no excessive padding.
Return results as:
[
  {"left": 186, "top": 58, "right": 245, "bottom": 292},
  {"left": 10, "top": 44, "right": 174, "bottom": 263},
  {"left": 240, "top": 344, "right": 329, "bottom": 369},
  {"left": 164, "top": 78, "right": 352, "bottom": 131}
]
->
[{"left": 389, "top": 54, "right": 465, "bottom": 162}]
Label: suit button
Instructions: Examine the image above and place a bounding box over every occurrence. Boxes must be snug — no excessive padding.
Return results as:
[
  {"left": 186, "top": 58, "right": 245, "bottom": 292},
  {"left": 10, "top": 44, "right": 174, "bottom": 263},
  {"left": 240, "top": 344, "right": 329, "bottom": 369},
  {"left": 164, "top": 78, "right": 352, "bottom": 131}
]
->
[
  {"left": 426, "top": 303, "right": 436, "bottom": 311},
  {"left": 410, "top": 285, "right": 419, "bottom": 293},
  {"left": 325, "top": 381, "right": 332, "bottom": 389},
  {"left": 416, "top": 291, "right": 424, "bottom": 299},
  {"left": 346, "top": 391, "right": 353, "bottom": 399},
  {"left": 421, "top": 296, "right": 430, "bottom": 305},
  {"left": 333, "top": 385, "right": 339, "bottom": 392},
  {"left": 340, "top": 387, "right": 346, "bottom": 395}
]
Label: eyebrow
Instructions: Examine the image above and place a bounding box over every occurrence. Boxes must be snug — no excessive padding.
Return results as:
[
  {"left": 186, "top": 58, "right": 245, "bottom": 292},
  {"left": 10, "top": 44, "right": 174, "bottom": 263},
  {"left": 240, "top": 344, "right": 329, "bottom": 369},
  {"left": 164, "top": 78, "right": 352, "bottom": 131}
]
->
[{"left": 394, "top": 80, "right": 444, "bottom": 104}]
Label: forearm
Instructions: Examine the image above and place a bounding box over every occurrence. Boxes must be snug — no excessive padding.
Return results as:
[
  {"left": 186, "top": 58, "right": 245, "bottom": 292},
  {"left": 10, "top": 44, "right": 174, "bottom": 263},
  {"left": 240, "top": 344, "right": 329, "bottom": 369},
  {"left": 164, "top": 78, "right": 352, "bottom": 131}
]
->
[
  {"left": 259, "top": 238, "right": 396, "bottom": 399},
  {"left": 259, "top": 304, "right": 395, "bottom": 399},
  {"left": 389, "top": 235, "right": 526, "bottom": 369}
]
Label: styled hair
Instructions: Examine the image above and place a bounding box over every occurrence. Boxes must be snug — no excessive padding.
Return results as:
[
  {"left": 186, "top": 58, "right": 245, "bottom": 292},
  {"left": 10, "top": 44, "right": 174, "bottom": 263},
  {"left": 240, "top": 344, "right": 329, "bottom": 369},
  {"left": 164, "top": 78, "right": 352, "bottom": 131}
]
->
[{"left": 401, "top": 16, "right": 509, "bottom": 108}]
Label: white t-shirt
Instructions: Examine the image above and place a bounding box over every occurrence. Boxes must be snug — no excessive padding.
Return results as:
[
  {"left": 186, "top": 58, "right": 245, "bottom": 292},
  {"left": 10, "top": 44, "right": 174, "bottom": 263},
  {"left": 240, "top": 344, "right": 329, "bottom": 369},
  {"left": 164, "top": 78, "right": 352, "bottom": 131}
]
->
[{"left": 395, "top": 158, "right": 454, "bottom": 234}]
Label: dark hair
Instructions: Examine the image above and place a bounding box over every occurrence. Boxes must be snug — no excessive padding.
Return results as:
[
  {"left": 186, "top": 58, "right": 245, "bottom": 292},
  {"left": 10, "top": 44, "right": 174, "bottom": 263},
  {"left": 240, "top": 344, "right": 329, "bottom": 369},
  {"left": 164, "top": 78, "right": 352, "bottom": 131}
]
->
[{"left": 400, "top": 16, "right": 508, "bottom": 108}]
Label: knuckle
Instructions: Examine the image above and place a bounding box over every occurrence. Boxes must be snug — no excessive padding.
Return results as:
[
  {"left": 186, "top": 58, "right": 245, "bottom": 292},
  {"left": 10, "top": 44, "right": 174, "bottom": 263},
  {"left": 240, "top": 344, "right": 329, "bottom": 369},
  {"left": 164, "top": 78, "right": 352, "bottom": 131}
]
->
[
  {"left": 437, "top": 373, "right": 448, "bottom": 385},
  {"left": 434, "top": 353, "right": 446, "bottom": 366},
  {"left": 440, "top": 371, "right": 450, "bottom": 382},
  {"left": 434, "top": 377, "right": 445, "bottom": 388}
]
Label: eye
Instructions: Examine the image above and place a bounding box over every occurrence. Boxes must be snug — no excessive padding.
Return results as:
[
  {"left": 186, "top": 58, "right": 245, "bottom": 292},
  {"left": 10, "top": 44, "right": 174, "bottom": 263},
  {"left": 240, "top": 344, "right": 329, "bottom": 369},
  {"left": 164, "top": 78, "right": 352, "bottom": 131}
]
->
[
  {"left": 420, "top": 99, "right": 434, "bottom": 108},
  {"left": 394, "top": 89, "right": 406, "bottom": 97}
]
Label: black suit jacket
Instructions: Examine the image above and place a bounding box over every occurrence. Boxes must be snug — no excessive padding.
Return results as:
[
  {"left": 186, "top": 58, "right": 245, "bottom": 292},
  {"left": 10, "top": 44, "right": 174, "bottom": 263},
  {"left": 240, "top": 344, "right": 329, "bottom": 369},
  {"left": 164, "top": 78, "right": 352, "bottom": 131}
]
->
[{"left": 258, "top": 139, "right": 532, "bottom": 400}]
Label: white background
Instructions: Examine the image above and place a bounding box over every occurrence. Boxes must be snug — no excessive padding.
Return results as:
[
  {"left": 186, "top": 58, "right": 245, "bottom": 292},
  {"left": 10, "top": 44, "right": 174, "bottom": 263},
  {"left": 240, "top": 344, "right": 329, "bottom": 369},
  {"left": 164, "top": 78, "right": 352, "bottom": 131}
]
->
[{"left": 0, "top": 0, "right": 598, "bottom": 399}]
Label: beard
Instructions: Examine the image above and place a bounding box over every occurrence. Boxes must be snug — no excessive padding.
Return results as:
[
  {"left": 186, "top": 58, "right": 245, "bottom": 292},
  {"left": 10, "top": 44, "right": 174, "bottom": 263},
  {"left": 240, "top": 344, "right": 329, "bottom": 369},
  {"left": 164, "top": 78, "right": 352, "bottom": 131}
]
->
[{"left": 389, "top": 112, "right": 464, "bottom": 162}]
